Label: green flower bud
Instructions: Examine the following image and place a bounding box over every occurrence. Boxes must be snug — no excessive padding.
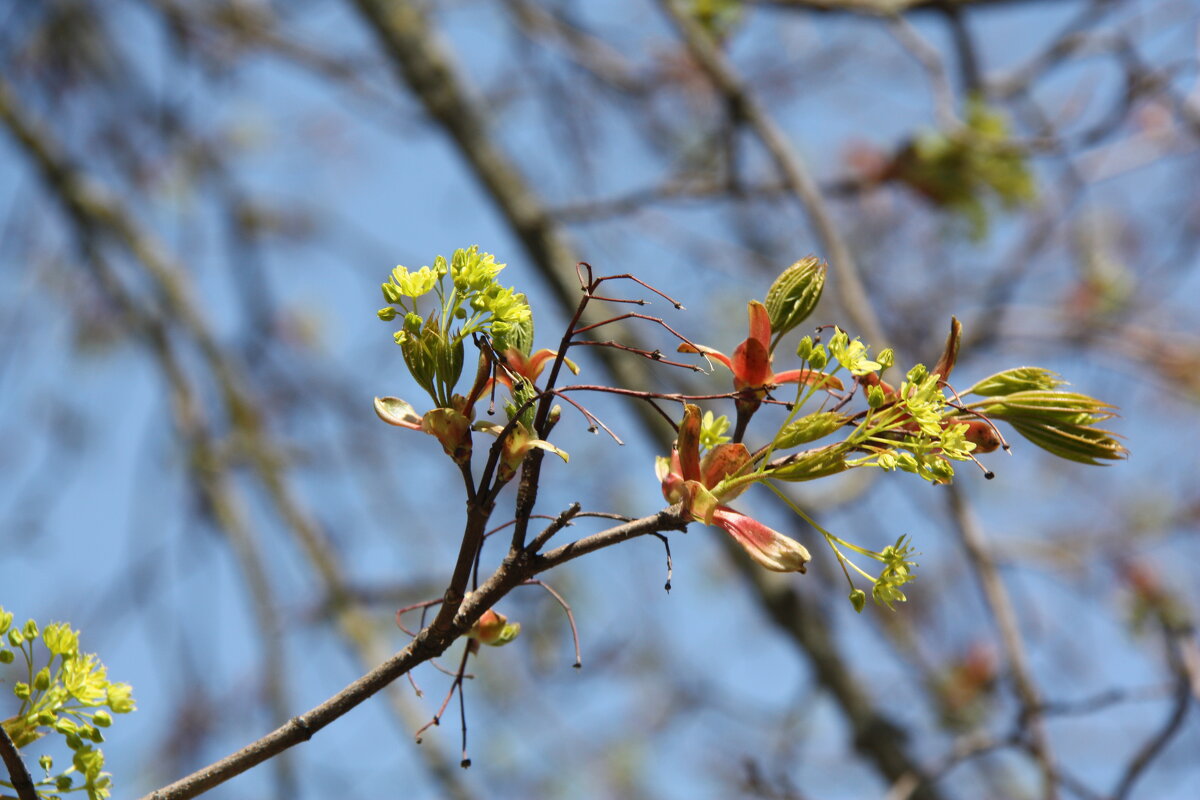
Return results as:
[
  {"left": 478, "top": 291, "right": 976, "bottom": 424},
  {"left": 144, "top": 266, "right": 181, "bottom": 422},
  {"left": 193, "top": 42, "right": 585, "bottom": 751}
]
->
[
  {"left": 0, "top": 609, "right": 12, "bottom": 635},
  {"left": 381, "top": 281, "right": 403, "bottom": 304},
  {"left": 765, "top": 256, "right": 827, "bottom": 339},
  {"left": 377, "top": 306, "right": 397, "bottom": 321},
  {"left": 37, "top": 710, "right": 56, "bottom": 725},
  {"left": 92, "top": 710, "right": 112, "bottom": 728},
  {"left": 877, "top": 348, "right": 895, "bottom": 369},
  {"left": 38, "top": 755, "right": 53, "bottom": 772},
  {"left": 85, "top": 725, "right": 104, "bottom": 743},
  {"left": 22, "top": 619, "right": 38, "bottom": 639},
  {"left": 34, "top": 667, "right": 51, "bottom": 691},
  {"left": 807, "top": 345, "right": 828, "bottom": 371},
  {"left": 0, "top": 649, "right": 13, "bottom": 663},
  {"left": 65, "top": 731, "right": 83, "bottom": 750},
  {"left": 13, "top": 682, "right": 30, "bottom": 700},
  {"left": 795, "top": 335, "right": 813, "bottom": 361},
  {"left": 7, "top": 629, "right": 24, "bottom": 646},
  {"left": 850, "top": 589, "right": 867, "bottom": 613},
  {"left": 55, "top": 775, "right": 73, "bottom": 791},
  {"left": 867, "top": 385, "right": 886, "bottom": 409}
]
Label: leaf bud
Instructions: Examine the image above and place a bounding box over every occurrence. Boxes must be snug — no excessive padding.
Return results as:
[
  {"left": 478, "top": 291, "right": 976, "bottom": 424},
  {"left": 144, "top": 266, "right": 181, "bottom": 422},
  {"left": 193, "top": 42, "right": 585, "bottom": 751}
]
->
[
  {"left": 775, "top": 412, "right": 849, "bottom": 449},
  {"left": 468, "top": 609, "right": 522, "bottom": 646},
  {"left": 765, "top": 256, "right": 827, "bottom": 339},
  {"left": 770, "top": 443, "right": 849, "bottom": 482}
]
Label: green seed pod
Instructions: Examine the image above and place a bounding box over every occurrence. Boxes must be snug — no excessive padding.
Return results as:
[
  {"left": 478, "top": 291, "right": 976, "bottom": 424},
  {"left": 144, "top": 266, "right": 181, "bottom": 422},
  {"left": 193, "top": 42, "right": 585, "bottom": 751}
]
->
[{"left": 765, "top": 256, "right": 827, "bottom": 340}]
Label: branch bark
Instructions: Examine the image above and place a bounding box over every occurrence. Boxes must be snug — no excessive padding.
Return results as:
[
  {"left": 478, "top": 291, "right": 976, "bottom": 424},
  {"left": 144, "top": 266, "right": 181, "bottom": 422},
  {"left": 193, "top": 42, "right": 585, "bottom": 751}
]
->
[{"left": 140, "top": 508, "right": 687, "bottom": 800}]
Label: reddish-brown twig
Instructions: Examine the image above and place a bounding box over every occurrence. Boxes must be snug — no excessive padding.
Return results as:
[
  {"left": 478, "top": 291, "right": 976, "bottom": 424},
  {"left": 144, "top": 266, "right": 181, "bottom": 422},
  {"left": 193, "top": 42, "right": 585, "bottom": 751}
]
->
[{"left": 523, "top": 579, "right": 583, "bottom": 668}]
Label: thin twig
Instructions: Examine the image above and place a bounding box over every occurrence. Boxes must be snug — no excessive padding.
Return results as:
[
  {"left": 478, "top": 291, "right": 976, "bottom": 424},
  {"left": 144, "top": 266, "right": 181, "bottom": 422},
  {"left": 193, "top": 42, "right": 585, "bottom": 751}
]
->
[{"left": 523, "top": 579, "right": 583, "bottom": 668}]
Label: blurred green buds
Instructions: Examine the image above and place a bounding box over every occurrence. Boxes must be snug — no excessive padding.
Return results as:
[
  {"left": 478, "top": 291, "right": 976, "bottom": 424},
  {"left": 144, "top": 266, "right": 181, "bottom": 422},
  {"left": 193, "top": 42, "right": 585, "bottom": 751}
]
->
[{"left": 765, "top": 256, "right": 826, "bottom": 341}]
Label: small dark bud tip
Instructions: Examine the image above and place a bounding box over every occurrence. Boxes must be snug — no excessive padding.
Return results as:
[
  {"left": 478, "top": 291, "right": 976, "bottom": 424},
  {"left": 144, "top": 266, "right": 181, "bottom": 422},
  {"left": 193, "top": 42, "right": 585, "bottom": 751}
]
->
[
  {"left": 984, "top": 471, "right": 995, "bottom": 480},
  {"left": 460, "top": 759, "right": 472, "bottom": 769}
]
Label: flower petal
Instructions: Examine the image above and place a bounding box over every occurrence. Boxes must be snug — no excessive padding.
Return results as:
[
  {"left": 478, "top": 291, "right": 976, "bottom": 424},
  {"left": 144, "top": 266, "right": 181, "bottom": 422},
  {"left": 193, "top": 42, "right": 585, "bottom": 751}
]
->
[
  {"left": 677, "top": 342, "right": 734, "bottom": 372},
  {"left": 374, "top": 396, "right": 423, "bottom": 429},
  {"left": 700, "top": 442, "right": 751, "bottom": 492},
  {"left": 747, "top": 300, "right": 772, "bottom": 349},
  {"left": 712, "top": 507, "right": 810, "bottom": 573},
  {"left": 732, "top": 338, "right": 772, "bottom": 389},
  {"left": 770, "top": 369, "right": 844, "bottom": 391},
  {"left": 676, "top": 404, "right": 703, "bottom": 482}
]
